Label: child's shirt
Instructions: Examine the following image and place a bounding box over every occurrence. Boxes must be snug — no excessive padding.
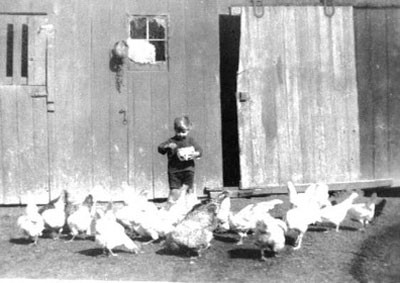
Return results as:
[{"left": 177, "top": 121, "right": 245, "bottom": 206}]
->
[{"left": 158, "top": 135, "right": 202, "bottom": 173}]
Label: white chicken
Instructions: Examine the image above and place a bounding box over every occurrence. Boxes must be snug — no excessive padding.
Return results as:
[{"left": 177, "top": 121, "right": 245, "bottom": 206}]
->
[
  {"left": 216, "top": 192, "right": 284, "bottom": 245},
  {"left": 254, "top": 214, "right": 287, "bottom": 261},
  {"left": 287, "top": 181, "right": 331, "bottom": 209},
  {"left": 285, "top": 201, "right": 321, "bottom": 250},
  {"left": 319, "top": 191, "right": 359, "bottom": 232},
  {"left": 348, "top": 192, "right": 378, "bottom": 230},
  {"left": 39, "top": 190, "right": 69, "bottom": 239},
  {"left": 115, "top": 185, "right": 199, "bottom": 244},
  {"left": 17, "top": 198, "right": 45, "bottom": 245},
  {"left": 66, "top": 194, "right": 96, "bottom": 241},
  {"left": 95, "top": 203, "right": 141, "bottom": 256}
]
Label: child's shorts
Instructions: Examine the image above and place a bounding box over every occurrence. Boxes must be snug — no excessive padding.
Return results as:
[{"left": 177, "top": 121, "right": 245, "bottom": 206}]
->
[{"left": 168, "top": 171, "right": 194, "bottom": 191}]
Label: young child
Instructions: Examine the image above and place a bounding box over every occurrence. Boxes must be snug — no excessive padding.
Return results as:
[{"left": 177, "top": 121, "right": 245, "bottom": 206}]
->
[{"left": 158, "top": 116, "right": 202, "bottom": 205}]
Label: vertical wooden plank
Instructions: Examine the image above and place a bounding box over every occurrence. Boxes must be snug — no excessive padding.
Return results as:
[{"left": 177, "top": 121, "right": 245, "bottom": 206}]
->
[
  {"left": 0, "top": 16, "right": 10, "bottom": 84},
  {"left": 387, "top": 9, "right": 400, "bottom": 181},
  {"left": 31, "top": 96, "right": 50, "bottom": 203},
  {"left": 28, "top": 16, "right": 47, "bottom": 86},
  {"left": 0, "top": 87, "right": 19, "bottom": 203},
  {"left": 354, "top": 8, "right": 374, "bottom": 180},
  {"left": 342, "top": 7, "right": 360, "bottom": 181},
  {"left": 236, "top": 6, "right": 254, "bottom": 187},
  {"left": 0, "top": 17, "right": 7, "bottom": 201},
  {"left": 16, "top": 86, "right": 34, "bottom": 200},
  {"left": 280, "top": 6, "right": 303, "bottom": 183},
  {"left": 108, "top": 0, "right": 130, "bottom": 198},
  {"left": 46, "top": 9, "right": 56, "bottom": 201},
  {"left": 51, "top": 0, "right": 75, "bottom": 196},
  {"left": 331, "top": 8, "right": 349, "bottom": 181},
  {"left": 168, "top": 0, "right": 187, "bottom": 119},
  {"left": 130, "top": 73, "right": 153, "bottom": 192},
  {"left": 201, "top": 0, "right": 223, "bottom": 189},
  {"left": 370, "top": 9, "right": 389, "bottom": 178},
  {"left": 314, "top": 8, "right": 342, "bottom": 182},
  {"left": 0, "top": 91, "right": 2, "bottom": 203},
  {"left": 152, "top": 72, "right": 170, "bottom": 198},
  {"left": 91, "top": 0, "right": 112, "bottom": 194},
  {"left": 127, "top": 74, "right": 137, "bottom": 190},
  {"left": 66, "top": 0, "right": 94, "bottom": 200},
  {"left": 276, "top": 7, "right": 293, "bottom": 183},
  {"left": 296, "top": 6, "right": 316, "bottom": 183},
  {"left": 266, "top": 7, "right": 284, "bottom": 185},
  {"left": 310, "top": 7, "right": 328, "bottom": 183},
  {"left": 185, "top": 0, "right": 207, "bottom": 191}
]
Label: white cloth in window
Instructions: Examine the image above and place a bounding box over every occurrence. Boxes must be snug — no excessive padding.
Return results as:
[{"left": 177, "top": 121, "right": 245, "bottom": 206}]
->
[{"left": 126, "top": 38, "right": 156, "bottom": 64}]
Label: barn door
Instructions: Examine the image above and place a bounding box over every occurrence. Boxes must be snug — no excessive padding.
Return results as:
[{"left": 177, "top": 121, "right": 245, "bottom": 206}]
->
[
  {"left": 0, "top": 15, "right": 51, "bottom": 204},
  {"left": 236, "top": 6, "right": 360, "bottom": 189}
]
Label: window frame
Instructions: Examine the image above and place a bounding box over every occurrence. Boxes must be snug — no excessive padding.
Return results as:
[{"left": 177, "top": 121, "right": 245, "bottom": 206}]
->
[{"left": 127, "top": 14, "right": 169, "bottom": 72}]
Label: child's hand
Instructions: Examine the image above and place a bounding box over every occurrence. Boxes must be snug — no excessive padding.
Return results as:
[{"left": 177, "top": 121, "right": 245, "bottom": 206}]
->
[{"left": 187, "top": 151, "right": 200, "bottom": 160}]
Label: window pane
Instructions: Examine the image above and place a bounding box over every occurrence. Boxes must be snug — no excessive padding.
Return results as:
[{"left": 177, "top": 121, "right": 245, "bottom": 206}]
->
[
  {"left": 6, "top": 24, "right": 13, "bottom": 77},
  {"left": 130, "top": 17, "right": 146, "bottom": 39},
  {"left": 150, "top": 41, "right": 166, "bottom": 61},
  {"left": 21, "top": 24, "right": 28, "bottom": 78},
  {"left": 149, "top": 17, "right": 166, "bottom": 39}
]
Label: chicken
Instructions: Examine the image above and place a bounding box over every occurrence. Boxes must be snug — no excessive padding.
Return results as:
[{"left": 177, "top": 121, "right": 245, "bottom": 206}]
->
[
  {"left": 254, "top": 214, "right": 287, "bottom": 260},
  {"left": 216, "top": 192, "right": 283, "bottom": 245},
  {"left": 319, "top": 191, "right": 359, "bottom": 232},
  {"left": 95, "top": 203, "right": 141, "bottom": 256},
  {"left": 285, "top": 201, "right": 321, "bottom": 250},
  {"left": 287, "top": 181, "right": 330, "bottom": 209},
  {"left": 39, "top": 190, "right": 69, "bottom": 239},
  {"left": 116, "top": 185, "right": 199, "bottom": 244},
  {"left": 164, "top": 195, "right": 225, "bottom": 258},
  {"left": 66, "top": 194, "right": 96, "bottom": 241},
  {"left": 348, "top": 192, "right": 378, "bottom": 230},
  {"left": 17, "top": 198, "right": 45, "bottom": 245}
]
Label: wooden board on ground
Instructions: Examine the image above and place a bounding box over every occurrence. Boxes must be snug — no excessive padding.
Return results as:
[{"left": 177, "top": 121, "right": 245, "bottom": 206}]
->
[{"left": 206, "top": 179, "right": 393, "bottom": 198}]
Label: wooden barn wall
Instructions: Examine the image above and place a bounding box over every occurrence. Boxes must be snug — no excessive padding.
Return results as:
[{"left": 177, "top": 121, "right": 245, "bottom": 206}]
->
[
  {"left": 216, "top": 0, "right": 400, "bottom": 187},
  {"left": 236, "top": 6, "right": 359, "bottom": 188},
  {"left": 355, "top": 8, "right": 400, "bottom": 186},
  {"left": 0, "top": 0, "right": 222, "bottom": 204}
]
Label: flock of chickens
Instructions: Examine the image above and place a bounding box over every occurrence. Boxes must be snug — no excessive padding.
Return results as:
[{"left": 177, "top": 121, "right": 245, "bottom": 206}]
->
[{"left": 16, "top": 182, "right": 381, "bottom": 261}]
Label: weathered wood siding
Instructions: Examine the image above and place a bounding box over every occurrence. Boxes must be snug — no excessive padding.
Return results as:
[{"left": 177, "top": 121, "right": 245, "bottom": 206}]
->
[
  {"left": 236, "top": 6, "right": 359, "bottom": 188},
  {"left": 0, "top": 11, "right": 50, "bottom": 204},
  {"left": 0, "top": 0, "right": 223, "bottom": 203},
  {"left": 355, "top": 8, "right": 400, "bottom": 185}
]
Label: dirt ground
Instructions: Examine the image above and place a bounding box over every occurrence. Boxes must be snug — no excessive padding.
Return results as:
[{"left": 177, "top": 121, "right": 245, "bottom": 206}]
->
[{"left": 0, "top": 190, "right": 399, "bottom": 283}]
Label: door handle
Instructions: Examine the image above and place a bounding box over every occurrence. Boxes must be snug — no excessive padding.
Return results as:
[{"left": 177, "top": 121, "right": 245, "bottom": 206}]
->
[{"left": 119, "top": 109, "right": 128, "bottom": 125}]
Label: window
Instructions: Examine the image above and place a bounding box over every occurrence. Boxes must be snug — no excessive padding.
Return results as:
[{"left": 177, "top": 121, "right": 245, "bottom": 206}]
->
[
  {"left": 129, "top": 16, "right": 168, "bottom": 63},
  {"left": 2, "top": 15, "right": 47, "bottom": 85}
]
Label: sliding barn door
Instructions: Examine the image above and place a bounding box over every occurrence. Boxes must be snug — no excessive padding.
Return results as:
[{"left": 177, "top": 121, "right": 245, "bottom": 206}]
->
[
  {"left": 0, "top": 15, "right": 50, "bottom": 203},
  {"left": 237, "top": 6, "right": 360, "bottom": 188}
]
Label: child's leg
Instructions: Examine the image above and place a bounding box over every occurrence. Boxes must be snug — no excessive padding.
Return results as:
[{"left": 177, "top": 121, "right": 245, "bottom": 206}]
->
[
  {"left": 182, "top": 171, "right": 195, "bottom": 194},
  {"left": 167, "top": 172, "right": 183, "bottom": 203}
]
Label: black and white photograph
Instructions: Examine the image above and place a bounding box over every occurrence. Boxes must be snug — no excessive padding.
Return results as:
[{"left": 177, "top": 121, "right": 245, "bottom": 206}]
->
[{"left": 0, "top": 0, "right": 399, "bottom": 282}]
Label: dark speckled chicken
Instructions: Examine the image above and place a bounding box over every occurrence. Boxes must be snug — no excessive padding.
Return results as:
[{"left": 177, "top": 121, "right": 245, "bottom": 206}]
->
[{"left": 164, "top": 194, "right": 226, "bottom": 257}]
